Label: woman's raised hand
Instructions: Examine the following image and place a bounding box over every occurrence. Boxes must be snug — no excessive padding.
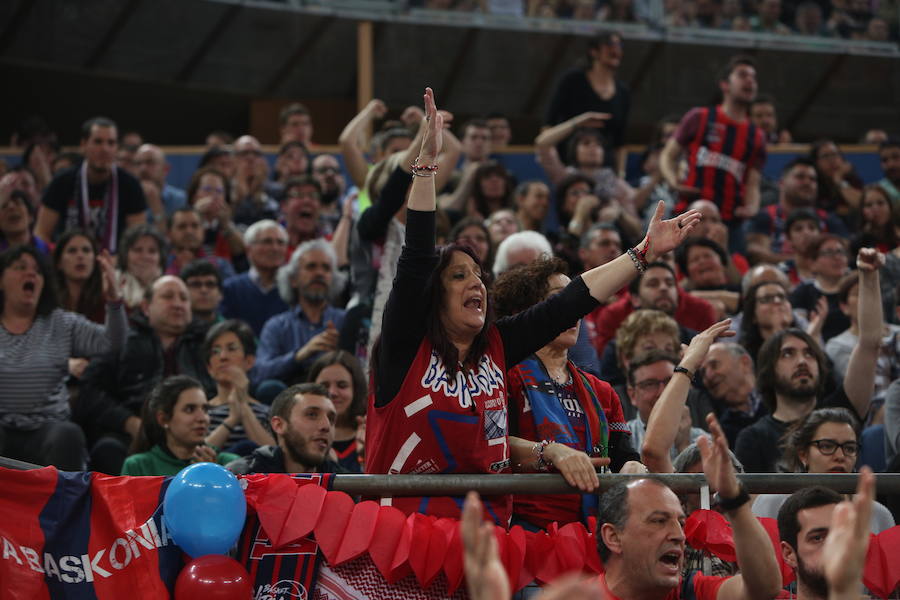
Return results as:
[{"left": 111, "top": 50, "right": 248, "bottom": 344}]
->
[
  {"left": 418, "top": 87, "right": 444, "bottom": 163},
  {"left": 98, "top": 249, "right": 122, "bottom": 303},
  {"left": 641, "top": 200, "right": 702, "bottom": 262}
]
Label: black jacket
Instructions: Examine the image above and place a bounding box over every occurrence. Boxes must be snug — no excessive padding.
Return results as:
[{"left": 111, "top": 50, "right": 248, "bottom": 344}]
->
[
  {"left": 226, "top": 445, "right": 345, "bottom": 475},
  {"left": 75, "top": 315, "right": 214, "bottom": 441}
]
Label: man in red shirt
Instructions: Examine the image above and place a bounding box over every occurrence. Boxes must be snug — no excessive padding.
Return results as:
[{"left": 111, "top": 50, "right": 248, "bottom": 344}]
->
[
  {"left": 660, "top": 56, "right": 767, "bottom": 253},
  {"left": 588, "top": 262, "right": 716, "bottom": 356},
  {"left": 462, "top": 415, "right": 783, "bottom": 599}
]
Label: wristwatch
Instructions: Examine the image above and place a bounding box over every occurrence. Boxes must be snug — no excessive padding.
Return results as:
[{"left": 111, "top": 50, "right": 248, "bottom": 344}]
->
[
  {"left": 713, "top": 484, "right": 751, "bottom": 512},
  {"left": 673, "top": 365, "right": 694, "bottom": 382}
]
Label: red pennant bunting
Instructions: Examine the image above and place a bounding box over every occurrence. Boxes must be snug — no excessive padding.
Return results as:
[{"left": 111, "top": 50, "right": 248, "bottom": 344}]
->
[
  {"left": 583, "top": 529, "right": 604, "bottom": 575},
  {"left": 685, "top": 509, "right": 737, "bottom": 563},
  {"left": 555, "top": 523, "right": 587, "bottom": 573},
  {"left": 387, "top": 513, "right": 413, "bottom": 583},
  {"left": 434, "top": 519, "right": 464, "bottom": 594},
  {"left": 314, "top": 491, "right": 356, "bottom": 564},
  {"left": 368, "top": 506, "right": 408, "bottom": 583},
  {"left": 254, "top": 474, "right": 311, "bottom": 547},
  {"left": 505, "top": 525, "right": 527, "bottom": 593},
  {"left": 409, "top": 513, "right": 448, "bottom": 588},
  {"left": 757, "top": 517, "right": 795, "bottom": 586},
  {"left": 280, "top": 482, "right": 326, "bottom": 547},
  {"left": 863, "top": 526, "right": 900, "bottom": 599},
  {"left": 334, "top": 501, "right": 379, "bottom": 565},
  {"left": 532, "top": 531, "right": 565, "bottom": 585}
]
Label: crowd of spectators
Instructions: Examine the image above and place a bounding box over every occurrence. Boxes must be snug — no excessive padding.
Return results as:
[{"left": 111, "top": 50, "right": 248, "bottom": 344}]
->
[
  {"left": 414, "top": 0, "right": 899, "bottom": 43},
  {"left": 1, "top": 32, "right": 900, "bottom": 598}
]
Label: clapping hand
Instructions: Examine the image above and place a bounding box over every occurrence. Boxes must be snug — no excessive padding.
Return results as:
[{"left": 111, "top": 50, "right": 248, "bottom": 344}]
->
[
  {"left": 461, "top": 492, "right": 510, "bottom": 600},
  {"left": 97, "top": 249, "right": 122, "bottom": 303},
  {"left": 417, "top": 88, "right": 444, "bottom": 163},
  {"left": 697, "top": 413, "right": 740, "bottom": 499},
  {"left": 822, "top": 467, "right": 874, "bottom": 600}
]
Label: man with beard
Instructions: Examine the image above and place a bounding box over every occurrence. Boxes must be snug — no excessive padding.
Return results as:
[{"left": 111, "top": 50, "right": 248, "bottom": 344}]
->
[
  {"left": 734, "top": 248, "right": 883, "bottom": 472},
  {"left": 591, "top": 261, "right": 717, "bottom": 356},
  {"left": 37, "top": 117, "right": 147, "bottom": 252},
  {"left": 255, "top": 239, "right": 345, "bottom": 385},
  {"left": 777, "top": 470, "right": 875, "bottom": 600},
  {"left": 165, "top": 207, "right": 235, "bottom": 280},
  {"left": 227, "top": 383, "right": 343, "bottom": 474},
  {"left": 746, "top": 158, "right": 846, "bottom": 266},
  {"left": 662, "top": 56, "right": 767, "bottom": 251},
  {"left": 461, "top": 414, "right": 783, "bottom": 600},
  {"left": 310, "top": 154, "right": 346, "bottom": 234}
]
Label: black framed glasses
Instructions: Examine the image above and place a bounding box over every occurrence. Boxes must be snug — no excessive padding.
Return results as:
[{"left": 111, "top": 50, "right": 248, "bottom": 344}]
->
[
  {"left": 635, "top": 376, "right": 672, "bottom": 392},
  {"left": 809, "top": 439, "right": 859, "bottom": 457}
]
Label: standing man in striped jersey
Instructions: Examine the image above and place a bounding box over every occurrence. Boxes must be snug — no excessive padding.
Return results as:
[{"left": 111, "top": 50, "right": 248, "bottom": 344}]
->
[{"left": 661, "top": 56, "right": 767, "bottom": 254}]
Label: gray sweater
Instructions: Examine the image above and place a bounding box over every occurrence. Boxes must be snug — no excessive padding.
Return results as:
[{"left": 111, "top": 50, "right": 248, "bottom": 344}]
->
[{"left": 0, "top": 305, "right": 127, "bottom": 429}]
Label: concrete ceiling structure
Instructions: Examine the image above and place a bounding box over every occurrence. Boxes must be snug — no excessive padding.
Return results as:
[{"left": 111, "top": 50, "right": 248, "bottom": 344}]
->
[{"left": 1, "top": 0, "right": 898, "bottom": 145}]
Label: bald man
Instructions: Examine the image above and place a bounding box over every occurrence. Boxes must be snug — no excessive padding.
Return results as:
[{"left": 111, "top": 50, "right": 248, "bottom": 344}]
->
[
  {"left": 78, "top": 275, "right": 216, "bottom": 474},
  {"left": 135, "top": 143, "right": 187, "bottom": 222}
]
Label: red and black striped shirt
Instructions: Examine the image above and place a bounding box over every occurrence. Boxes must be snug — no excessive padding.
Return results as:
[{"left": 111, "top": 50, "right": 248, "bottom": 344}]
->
[{"left": 674, "top": 105, "right": 767, "bottom": 222}]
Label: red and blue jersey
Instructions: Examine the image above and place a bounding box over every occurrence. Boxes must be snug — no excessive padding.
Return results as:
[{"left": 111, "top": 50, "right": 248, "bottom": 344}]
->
[{"left": 365, "top": 328, "right": 513, "bottom": 525}]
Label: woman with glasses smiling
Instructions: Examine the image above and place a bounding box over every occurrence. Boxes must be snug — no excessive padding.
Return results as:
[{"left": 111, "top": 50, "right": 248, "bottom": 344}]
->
[
  {"left": 790, "top": 234, "right": 852, "bottom": 342},
  {"left": 751, "top": 407, "right": 895, "bottom": 533}
]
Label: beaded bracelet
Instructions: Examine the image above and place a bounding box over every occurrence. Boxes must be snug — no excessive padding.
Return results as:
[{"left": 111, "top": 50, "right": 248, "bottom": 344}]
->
[
  {"left": 626, "top": 248, "right": 647, "bottom": 273},
  {"left": 533, "top": 440, "right": 553, "bottom": 471},
  {"left": 411, "top": 158, "right": 439, "bottom": 178}
]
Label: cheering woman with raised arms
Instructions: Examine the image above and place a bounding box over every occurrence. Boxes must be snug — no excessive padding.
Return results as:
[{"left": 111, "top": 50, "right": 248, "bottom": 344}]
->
[{"left": 366, "top": 88, "right": 700, "bottom": 525}]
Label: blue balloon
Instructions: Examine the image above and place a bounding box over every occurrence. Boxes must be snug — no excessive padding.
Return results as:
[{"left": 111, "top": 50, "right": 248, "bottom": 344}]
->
[{"left": 163, "top": 462, "right": 246, "bottom": 558}]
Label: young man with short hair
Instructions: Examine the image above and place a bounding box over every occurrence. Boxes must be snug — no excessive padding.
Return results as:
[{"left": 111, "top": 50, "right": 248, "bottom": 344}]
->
[
  {"left": 37, "top": 117, "right": 147, "bottom": 252},
  {"left": 663, "top": 56, "right": 767, "bottom": 249},
  {"left": 228, "top": 383, "right": 343, "bottom": 474}
]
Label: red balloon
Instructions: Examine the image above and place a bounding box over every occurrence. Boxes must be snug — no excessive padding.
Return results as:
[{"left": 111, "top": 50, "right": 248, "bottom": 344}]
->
[{"left": 175, "top": 555, "right": 253, "bottom": 600}]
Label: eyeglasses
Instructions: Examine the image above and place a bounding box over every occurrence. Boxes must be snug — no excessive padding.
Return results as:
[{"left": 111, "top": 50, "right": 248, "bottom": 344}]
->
[
  {"left": 237, "top": 149, "right": 263, "bottom": 158},
  {"left": 634, "top": 376, "right": 672, "bottom": 392},
  {"left": 809, "top": 439, "right": 859, "bottom": 457},
  {"left": 186, "top": 280, "right": 219, "bottom": 290},
  {"left": 314, "top": 166, "right": 339, "bottom": 175},
  {"left": 199, "top": 185, "right": 225, "bottom": 195},
  {"left": 819, "top": 248, "right": 847, "bottom": 258},
  {"left": 756, "top": 293, "right": 787, "bottom": 304}
]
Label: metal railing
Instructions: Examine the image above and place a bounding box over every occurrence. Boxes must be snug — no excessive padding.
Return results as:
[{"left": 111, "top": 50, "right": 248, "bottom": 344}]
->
[{"left": 3, "top": 456, "right": 899, "bottom": 495}]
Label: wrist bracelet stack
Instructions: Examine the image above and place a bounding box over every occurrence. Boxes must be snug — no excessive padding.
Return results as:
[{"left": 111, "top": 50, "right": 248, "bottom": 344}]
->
[
  {"left": 411, "top": 158, "right": 438, "bottom": 178},
  {"left": 626, "top": 247, "right": 647, "bottom": 273},
  {"left": 533, "top": 440, "right": 553, "bottom": 471}
]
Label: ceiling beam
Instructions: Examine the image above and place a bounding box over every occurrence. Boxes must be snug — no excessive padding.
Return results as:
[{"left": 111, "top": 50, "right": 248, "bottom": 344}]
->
[
  {"left": 522, "top": 34, "right": 573, "bottom": 116},
  {"left": 83, "top": 0, "right": 142, "bottom": 69},
  {"left": 263, "top": 16, "right": 335, "bottom": 96},
  {"left": 174, "top": 2, "right": 243, "bottom": 83},
  {"left": 784, "top": 53, "right": 847, "bottom": 133},
  {"left": 0, "top": 0, "right": 36, "bottom": 54}
]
